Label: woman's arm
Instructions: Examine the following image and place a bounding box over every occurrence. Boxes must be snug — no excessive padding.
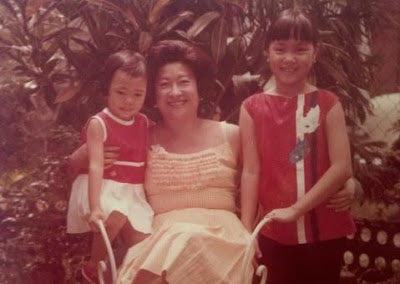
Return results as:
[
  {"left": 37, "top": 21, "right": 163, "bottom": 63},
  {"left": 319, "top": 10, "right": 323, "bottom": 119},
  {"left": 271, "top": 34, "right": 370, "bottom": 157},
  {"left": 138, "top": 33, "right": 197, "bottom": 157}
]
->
[
  {"left": 239, "top": 106, "right": 260, "bottom": 232},
  {"left": 68, "top": 144, "right": 88, "bottom": 179},
  {"left": 327, "top": 177, "right": 363, "bottom": 211},
  {"left": 268, "top": 102, "right": 352, "bottom": 222},
  {"left": 68, "top": 143, "right": 119, "bottom": 179}
]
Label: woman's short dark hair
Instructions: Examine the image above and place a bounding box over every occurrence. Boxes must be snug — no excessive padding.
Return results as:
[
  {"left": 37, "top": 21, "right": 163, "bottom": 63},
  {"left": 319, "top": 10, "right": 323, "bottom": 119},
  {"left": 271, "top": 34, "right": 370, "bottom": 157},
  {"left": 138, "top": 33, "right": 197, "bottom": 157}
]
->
[
  {"left": 101, "top": 50, "right": 146, "bottom": 94},
  {"left": 147, "top": 40, "right": 216, "bottom": 118},
  {"left": 266, "top": 8, "right": 319, "bottom": 47}
]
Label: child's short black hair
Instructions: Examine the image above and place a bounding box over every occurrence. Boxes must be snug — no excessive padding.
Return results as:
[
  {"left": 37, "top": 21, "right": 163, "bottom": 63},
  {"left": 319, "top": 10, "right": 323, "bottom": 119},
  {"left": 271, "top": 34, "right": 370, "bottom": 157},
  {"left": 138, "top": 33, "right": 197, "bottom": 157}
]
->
[
  {"left": 101, "top": 50, "right": 146, "bottom": 94},
  {"left": 266, "top": 8, "right": 319, "bottom": 47}
]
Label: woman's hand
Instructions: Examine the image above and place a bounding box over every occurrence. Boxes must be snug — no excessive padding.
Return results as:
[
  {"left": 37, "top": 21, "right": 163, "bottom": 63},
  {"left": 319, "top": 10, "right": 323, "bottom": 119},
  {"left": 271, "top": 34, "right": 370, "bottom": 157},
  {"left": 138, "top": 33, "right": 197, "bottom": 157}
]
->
[
  {"left": 68, "top": 144, "right": 120, "bottom": 173},
  {"left": 104, "top": 145, "right": 120, "bottom": 168},
  {"left": 265, "top": 206, "right": 301, "bottom": 223},
  {"left": 68, "top": 144, "right": 89, "bottom": 179},
  {"left": 327, "top": 177, "right": 361, "bottom": 211},
  {"left": 88, "top": 207, "right": 105, "bottom": 232}
]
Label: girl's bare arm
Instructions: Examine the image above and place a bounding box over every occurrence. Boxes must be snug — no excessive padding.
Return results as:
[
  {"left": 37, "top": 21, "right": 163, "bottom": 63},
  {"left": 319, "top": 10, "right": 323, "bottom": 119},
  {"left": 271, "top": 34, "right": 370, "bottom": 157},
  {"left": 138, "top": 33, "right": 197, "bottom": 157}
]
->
[
  {"left": 239, "top": 106, "right": 260, "bottom": 231},
  {"left": 86, "top": 119, "right": 104, "bottom": 213}
]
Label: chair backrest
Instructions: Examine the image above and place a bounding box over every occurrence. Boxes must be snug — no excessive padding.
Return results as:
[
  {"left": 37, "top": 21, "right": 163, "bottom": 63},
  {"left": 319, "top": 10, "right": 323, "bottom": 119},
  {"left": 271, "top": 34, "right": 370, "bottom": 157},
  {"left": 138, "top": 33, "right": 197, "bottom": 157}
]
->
[{"left": 342, "top": 220, "right": 400, "bottom": 282}]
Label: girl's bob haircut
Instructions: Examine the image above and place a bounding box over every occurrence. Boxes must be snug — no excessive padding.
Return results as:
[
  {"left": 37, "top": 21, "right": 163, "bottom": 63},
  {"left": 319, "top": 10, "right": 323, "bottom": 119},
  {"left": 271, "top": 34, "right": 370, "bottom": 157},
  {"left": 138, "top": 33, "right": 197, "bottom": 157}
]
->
[
  {"left": 266, "top": 8, "right": 319, "bottom": 47},
  {"left": 101, "top": 50, "right": 146, "bottom": 94}
]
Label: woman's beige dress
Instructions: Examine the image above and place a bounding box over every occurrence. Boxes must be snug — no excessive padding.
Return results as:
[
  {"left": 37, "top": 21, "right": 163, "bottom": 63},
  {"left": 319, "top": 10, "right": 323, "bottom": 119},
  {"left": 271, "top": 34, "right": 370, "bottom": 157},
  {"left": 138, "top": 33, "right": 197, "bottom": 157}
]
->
[{"left": 117, "top": 123, "right": 254, "bottom": 284}]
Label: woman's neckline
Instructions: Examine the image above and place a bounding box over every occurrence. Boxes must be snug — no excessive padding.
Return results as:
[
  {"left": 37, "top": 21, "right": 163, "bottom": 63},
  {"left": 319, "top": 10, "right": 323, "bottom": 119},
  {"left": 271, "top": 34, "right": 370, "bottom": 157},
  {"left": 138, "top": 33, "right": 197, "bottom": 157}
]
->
[
  {"left": 150, "top": 120, "right": 231, "bottom": 155},
  {"left": 150, "top": 142, "right": 230, "bottom": 156}
]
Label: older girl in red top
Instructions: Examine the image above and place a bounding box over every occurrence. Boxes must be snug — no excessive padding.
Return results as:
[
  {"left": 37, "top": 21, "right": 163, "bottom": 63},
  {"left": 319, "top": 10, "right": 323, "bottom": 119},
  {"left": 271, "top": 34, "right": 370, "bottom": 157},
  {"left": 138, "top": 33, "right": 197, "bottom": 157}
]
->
[
  {"left": 66, "top": 50, "right": 153, "bottom": 283},
  {"left": 240, "top": 8, "right": 355, "bottom": 284}
]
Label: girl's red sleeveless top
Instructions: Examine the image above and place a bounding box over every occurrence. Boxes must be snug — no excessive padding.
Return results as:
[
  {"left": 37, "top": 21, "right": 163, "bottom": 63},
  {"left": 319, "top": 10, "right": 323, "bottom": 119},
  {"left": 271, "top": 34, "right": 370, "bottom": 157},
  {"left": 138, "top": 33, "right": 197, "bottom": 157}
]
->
[
  {"left": 243, "top": 90, "right": 355, "bottom": 245},
  {"left": 80, "top": 108, "right": 148, "bottom": 184}
]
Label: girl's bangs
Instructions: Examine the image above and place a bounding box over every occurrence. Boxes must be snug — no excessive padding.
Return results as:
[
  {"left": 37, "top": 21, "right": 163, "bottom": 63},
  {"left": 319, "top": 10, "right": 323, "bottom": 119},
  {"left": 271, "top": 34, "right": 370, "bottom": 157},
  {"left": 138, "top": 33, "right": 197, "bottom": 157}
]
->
[{"left": 268, "top": 16, "right": 317, "bottom": 43}]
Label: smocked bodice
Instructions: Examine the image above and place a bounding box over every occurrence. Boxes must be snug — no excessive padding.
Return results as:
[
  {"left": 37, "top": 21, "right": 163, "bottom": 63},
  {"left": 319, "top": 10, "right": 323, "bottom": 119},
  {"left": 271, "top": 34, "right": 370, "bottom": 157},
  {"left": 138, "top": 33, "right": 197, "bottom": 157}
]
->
[{"left": 145, "top": 142, "right": 239, "bottom": 214}]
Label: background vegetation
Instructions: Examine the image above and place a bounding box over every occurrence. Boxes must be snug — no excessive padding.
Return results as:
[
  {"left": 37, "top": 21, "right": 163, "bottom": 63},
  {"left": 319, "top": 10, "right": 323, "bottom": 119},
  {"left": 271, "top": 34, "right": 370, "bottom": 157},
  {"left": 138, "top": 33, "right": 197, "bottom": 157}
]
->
[{"left": 0, "top": 0, "right": 399, "bottom": 282}]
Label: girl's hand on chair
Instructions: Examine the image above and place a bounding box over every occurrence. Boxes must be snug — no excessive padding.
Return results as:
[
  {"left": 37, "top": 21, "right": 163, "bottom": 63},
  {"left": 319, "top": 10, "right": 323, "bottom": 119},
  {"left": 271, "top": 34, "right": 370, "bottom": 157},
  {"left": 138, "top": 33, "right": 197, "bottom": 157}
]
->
[
  {"left": 88, "top": 208, "right": 105, "bottom": 232},
  {"left": 266, "top": 206, "right": 301, "bottom": 223},
  {"left": 104, "top": 145, "right": 120, "bottom": 168}
]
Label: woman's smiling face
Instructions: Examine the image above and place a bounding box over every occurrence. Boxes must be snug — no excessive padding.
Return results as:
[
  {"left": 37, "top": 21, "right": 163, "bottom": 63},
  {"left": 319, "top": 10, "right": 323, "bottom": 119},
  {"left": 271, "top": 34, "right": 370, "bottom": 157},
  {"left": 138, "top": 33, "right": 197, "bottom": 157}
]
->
[{"left": 155, "top": 62, "right": 199, "bottom": 120}]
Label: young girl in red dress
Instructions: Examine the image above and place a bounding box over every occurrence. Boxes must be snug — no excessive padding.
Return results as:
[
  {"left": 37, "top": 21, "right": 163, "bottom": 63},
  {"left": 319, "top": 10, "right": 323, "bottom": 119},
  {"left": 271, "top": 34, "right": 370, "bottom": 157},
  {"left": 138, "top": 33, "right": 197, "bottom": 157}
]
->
[
  {"left": 66, "top": 50, "right": 153, "bottom": 283},
  {"left": 240, "top": 8, "right": 355, "bottom": 284}
]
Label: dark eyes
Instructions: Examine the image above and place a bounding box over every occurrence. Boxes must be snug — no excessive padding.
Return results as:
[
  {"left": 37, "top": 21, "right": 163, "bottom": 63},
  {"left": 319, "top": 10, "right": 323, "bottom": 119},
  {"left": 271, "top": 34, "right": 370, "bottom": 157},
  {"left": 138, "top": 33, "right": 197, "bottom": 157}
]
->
[
  {"left": 158, "top": 80, "right": 190, "bottom": 88},
  {"left": 116, "top": 90, "right": 144, "bottom": 98},
  {"left": 158, "top": 82, "right": 169, "bottom": 88}
]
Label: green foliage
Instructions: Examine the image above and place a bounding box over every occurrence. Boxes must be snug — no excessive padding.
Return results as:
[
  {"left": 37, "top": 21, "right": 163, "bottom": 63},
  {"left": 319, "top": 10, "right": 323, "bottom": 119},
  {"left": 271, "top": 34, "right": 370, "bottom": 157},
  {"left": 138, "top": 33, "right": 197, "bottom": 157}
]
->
[
  {"left": 0, "top": 0, "right": 389, "bottom": 121},
  {"left": 0, "top": 123, "right": 84, "bottom": 283}
]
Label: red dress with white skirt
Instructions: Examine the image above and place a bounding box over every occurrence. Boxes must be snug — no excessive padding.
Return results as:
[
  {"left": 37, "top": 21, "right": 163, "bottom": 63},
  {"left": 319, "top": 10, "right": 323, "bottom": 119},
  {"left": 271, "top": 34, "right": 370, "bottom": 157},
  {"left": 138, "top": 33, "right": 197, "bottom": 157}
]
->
[{"left": 67, "top": 108, "right": 154, "bottom": 234}]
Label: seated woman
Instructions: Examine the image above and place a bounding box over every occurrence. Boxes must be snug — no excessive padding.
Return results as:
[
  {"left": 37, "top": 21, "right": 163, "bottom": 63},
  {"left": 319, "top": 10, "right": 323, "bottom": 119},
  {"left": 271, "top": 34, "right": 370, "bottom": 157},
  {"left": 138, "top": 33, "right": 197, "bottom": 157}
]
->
[
  {"left": 116, "top": 40, "right": 253, "bottom": 284},
  {"left": 69, "top": 39, "right": 359, "bottom": 284}
]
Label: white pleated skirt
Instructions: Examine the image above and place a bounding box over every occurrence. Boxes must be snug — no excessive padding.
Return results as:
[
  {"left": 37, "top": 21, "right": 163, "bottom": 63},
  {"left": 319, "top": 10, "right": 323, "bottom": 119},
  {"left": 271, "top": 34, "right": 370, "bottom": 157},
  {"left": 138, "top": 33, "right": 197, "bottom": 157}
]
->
[{"left": 67, "top": 174, "right": 154, "bottom": 234}]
